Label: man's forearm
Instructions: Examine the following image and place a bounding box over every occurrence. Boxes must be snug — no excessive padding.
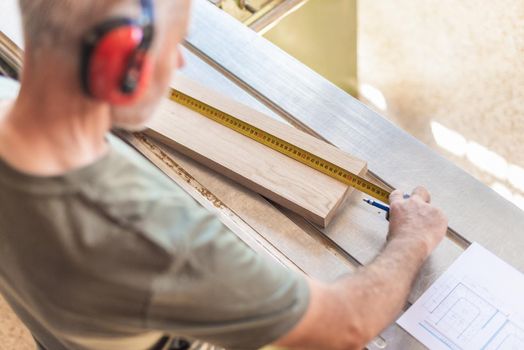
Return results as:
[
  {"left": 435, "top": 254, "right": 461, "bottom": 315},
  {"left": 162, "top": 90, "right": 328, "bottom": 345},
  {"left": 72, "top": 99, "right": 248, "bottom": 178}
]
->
[
  {"left": 333, "top": 236, "right": 428, "bottom": 344},
  {"left": 276, "top": 189, "right": 446, "bottom": 350}
]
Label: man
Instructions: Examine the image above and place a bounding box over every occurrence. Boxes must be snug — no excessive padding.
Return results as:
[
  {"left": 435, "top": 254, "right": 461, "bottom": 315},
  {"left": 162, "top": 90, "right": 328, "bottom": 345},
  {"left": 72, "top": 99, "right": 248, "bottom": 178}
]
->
[{"left": 0, "top": 0, "right": 447, "bottom": 349}]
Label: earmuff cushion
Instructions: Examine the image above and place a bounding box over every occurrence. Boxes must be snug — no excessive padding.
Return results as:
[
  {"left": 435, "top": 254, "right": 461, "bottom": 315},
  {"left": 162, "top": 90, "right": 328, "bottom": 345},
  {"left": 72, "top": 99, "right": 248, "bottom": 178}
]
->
[{"left": 82, "top": 21, "right": 152, "bottom": 105}]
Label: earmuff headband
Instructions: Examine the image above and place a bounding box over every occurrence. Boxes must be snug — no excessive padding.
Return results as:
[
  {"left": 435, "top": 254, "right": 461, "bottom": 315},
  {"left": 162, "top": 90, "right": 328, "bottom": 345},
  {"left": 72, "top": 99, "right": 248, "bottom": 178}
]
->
[{"left": 121, "top": 0, "right": 155, "bottom": 93}]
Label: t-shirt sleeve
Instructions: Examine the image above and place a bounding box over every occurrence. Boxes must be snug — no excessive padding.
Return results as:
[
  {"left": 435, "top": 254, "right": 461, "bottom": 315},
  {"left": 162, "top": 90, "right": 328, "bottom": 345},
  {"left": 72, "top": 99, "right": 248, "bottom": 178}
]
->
[{"left": 144, "top": 194, "right": 310, "bottom": 350}]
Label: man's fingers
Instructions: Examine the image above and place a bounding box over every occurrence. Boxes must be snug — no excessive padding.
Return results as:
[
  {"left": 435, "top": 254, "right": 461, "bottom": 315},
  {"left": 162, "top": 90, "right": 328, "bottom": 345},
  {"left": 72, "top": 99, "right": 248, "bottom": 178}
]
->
[
  {"left": 411, "top": 186, "right": 431, "bottom": 203},
  {"left": 390, "top": 187, "right": 431, "bottom": 204},
  {"left": 389, "top": 190, "right": 404, "bottom": 204}
]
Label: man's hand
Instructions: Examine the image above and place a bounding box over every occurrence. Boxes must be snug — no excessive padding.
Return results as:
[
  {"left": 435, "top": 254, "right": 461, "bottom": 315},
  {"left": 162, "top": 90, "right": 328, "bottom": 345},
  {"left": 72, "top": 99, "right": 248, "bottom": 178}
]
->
[
  {"left": 388, "top": 187, "right": 448, "bottom": 258},
  {"left": 275, "top": 187, "right": 448, "bottom": 350}
]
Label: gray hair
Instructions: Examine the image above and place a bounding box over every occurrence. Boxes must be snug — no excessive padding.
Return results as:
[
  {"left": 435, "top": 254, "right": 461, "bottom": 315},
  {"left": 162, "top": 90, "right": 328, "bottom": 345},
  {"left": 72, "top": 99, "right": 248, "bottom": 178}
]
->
[{"left": 18, "top": 0, "right": 137, "bottom": 53}]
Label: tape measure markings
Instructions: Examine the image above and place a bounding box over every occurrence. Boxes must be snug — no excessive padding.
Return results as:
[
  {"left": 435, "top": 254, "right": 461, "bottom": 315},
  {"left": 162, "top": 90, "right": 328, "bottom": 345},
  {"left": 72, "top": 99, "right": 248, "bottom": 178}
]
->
[{"left": 169, "top": 88, "right": 391, "bottom": 204}]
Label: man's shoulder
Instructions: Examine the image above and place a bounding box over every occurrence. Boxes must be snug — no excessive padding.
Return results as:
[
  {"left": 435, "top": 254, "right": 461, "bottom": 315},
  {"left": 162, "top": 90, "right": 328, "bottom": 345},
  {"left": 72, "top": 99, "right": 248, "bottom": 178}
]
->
[
  {"left": 98, "top": 133, "right": 175, "bottom": 194},
  {"left": 88, "top": 134, "right": 204, "bottom": 252},
  {"left": 96, "top": 134, "right": 192, "bottom": 216}
]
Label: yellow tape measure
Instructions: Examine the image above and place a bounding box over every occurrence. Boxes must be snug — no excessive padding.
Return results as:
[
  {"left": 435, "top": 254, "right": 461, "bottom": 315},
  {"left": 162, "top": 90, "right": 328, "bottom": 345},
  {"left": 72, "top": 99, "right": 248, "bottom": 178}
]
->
[{"left": 169, "top": 88, "right": 391, "bottom": 204}]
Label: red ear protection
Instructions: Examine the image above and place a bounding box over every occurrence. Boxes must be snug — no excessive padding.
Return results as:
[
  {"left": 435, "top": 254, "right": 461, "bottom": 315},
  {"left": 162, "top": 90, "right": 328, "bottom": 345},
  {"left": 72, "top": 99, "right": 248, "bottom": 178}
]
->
[{"left": 81, "top": 0, "right": 154, "bottom": 105}]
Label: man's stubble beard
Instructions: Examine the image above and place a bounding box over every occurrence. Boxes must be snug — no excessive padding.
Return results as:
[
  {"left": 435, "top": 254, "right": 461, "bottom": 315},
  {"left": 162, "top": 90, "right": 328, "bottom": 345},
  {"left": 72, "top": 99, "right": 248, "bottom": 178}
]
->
[
  {"left": 110, "top": 79, "right": 166, "bottom": 132},
  {"left": 111, "top": 101, "right": 160, "bottom": 132}
]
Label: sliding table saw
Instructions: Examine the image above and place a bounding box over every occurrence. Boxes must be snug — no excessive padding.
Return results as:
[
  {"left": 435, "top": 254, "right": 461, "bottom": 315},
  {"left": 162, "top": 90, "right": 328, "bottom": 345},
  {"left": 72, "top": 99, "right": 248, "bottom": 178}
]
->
[{"left": 2, "top": 1, "right": 524, "bottom": 349}]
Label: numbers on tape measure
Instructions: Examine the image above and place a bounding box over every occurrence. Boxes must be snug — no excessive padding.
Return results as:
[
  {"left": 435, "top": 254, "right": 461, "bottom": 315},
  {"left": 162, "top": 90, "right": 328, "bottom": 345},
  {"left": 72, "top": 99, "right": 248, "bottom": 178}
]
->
[{"left": 170, "top": 89, "right": 391, "bottom": 203}]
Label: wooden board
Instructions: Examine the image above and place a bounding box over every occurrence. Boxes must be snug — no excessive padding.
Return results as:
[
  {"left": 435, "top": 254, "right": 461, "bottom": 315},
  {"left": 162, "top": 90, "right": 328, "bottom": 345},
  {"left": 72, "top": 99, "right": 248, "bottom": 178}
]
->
[
  {"left": 120, "top": 131, "right": 355, "bottom": 281},
  {"left": 145, "top": 75, "right": 367, "bottom": 227}
]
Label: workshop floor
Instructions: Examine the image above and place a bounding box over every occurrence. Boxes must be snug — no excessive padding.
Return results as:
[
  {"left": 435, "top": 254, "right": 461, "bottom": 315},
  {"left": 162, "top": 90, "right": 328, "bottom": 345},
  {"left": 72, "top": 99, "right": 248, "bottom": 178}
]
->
[
  {"left": 358, "top": 0, "right": 524, "bottom": 210},
  {"left": 2, "top": 1, "right": 524, "bottom": 349},
  {"left": 0, "top": 300, "right": 33, "bottom": 350}
]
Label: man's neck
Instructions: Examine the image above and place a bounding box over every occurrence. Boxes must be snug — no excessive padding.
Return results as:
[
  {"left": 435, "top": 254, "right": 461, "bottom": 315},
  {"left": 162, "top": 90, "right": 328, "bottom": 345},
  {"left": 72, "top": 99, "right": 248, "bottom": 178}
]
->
[{"left": 0, "top": 81, "right": 112, "bottom": 176}]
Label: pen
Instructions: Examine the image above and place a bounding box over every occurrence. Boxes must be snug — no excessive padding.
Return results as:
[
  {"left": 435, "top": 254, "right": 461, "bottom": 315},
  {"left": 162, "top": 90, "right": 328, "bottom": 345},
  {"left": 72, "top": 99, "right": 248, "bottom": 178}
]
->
[{"left": 363, "top": 198, "right": 390, "bottom": 213}]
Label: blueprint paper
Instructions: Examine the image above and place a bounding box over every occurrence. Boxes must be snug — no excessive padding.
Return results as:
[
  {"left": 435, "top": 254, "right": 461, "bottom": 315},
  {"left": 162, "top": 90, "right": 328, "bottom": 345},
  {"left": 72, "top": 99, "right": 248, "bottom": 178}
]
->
[{"left": 397, "top": 243, "right": 524, "bottom": 350}]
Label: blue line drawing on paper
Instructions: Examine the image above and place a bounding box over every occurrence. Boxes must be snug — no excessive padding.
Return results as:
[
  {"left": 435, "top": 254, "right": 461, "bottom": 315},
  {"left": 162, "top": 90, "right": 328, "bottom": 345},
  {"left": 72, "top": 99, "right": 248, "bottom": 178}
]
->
[
  {"left": 482, "top": 320, "right": 524, "bottom": 350},
  {"left": 419, "top": 282, "right": 510, "bottom": 349},
  {"left": 397, "top": 244, "right": 524, "bottom": 350}
]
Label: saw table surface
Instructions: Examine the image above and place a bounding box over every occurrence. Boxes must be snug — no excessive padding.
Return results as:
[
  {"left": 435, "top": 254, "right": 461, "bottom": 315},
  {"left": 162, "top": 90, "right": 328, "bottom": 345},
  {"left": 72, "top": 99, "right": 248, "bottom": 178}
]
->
[{"left": 2, "top": 1, "right": 524, "bottom": 349}]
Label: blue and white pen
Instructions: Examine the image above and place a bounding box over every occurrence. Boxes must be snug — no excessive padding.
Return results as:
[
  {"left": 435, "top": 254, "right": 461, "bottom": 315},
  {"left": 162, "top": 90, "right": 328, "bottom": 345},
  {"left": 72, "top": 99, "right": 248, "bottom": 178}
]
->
[
  {"left": 363, "top": 198, "right": 390, "bottom": 213},
  {"left": 363, "top": 194, "right": 410, "bottom": 217}
]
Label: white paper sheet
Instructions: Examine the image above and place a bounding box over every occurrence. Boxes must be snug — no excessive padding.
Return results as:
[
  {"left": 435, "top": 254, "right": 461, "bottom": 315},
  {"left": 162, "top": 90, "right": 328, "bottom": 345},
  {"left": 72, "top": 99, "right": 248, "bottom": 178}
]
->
[{"left": 397, "top": 243, "right": 524, "bottom": 350}]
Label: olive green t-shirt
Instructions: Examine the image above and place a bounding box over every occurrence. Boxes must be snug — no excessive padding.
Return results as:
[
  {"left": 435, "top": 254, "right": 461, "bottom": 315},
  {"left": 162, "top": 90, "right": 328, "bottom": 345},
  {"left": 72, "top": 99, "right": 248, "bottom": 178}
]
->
[{"left": 0, "top": 132, "right": 309, "bottom": 350}]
